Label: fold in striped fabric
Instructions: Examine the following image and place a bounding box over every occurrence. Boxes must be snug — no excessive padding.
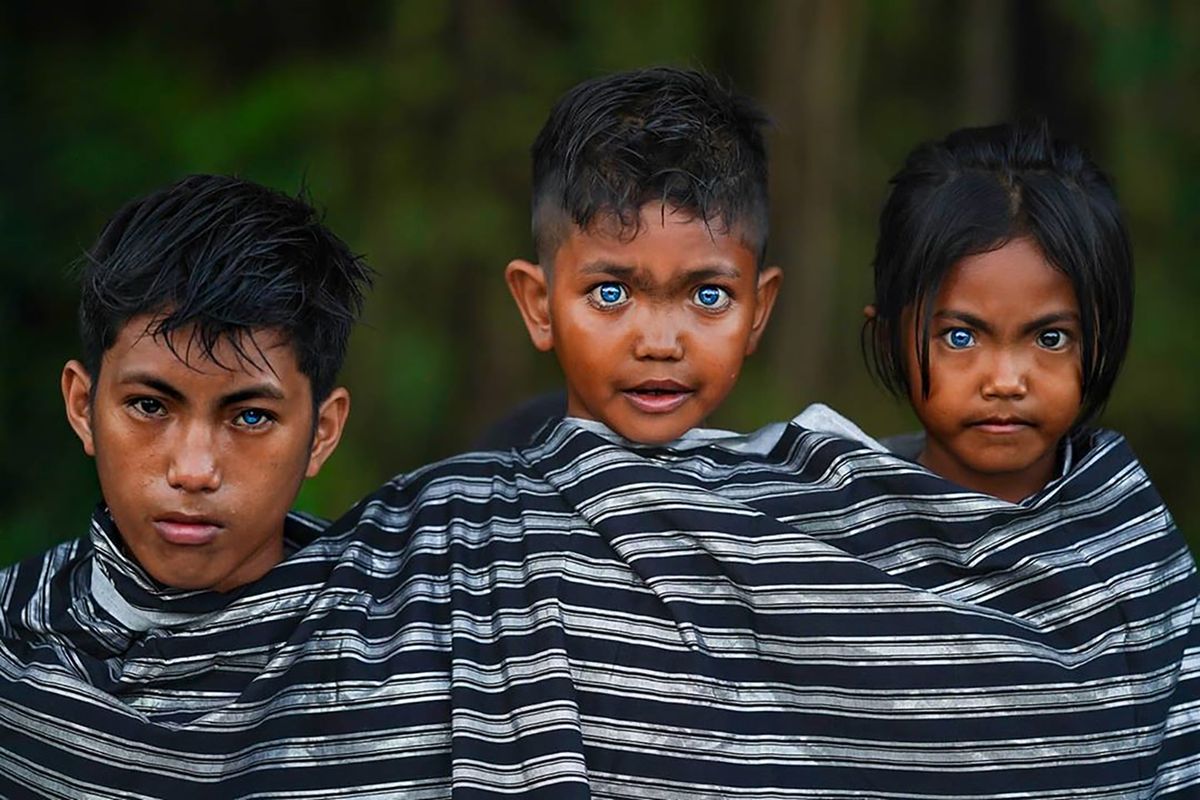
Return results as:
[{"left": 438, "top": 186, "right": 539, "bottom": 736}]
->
[{"left": 1, "top": 415, "right": 1197, "bottom": 798}]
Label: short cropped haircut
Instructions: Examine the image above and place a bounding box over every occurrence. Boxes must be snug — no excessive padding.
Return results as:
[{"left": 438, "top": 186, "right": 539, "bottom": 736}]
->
[
  {"left": 531, "top": 67, "right": 770, "bottom": 266},
  {"left": 79, "top": 175, "right": 373, "bottom": 403},
  {"left": 864, "top": 121, "right": 1134, "bottom": 425}
]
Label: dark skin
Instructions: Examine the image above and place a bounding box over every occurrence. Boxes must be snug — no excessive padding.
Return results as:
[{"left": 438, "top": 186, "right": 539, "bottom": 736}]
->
[
  {"left": 506, "top": 205, "right": 781, "bottom": 445},
  {"left": 883, "top": 238, "right": 1084, "bottom": 502},
  {"left": 62, "top": 317, "right": 350, "bottom": 591}
]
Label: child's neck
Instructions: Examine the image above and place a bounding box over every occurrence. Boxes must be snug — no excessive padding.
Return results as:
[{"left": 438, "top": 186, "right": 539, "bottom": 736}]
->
[{"left": 917, "top": 444, "right": 1060, "bottom": 504}]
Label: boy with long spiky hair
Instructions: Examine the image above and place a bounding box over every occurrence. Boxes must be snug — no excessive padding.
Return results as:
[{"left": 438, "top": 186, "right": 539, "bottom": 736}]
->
[{"left": 63, "top": 175, "right": 366, "bottom": 594}]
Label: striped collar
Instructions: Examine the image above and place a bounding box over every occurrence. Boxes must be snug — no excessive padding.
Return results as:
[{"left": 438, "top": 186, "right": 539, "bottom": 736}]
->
[
  {"left": 563, "top": 416, "right": 788, "bottom": 455},
  {"left": 87, "top": 505, "right": 324, "bottom": 632}
]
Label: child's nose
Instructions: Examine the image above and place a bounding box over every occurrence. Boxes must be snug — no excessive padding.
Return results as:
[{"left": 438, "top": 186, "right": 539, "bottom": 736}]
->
[
  {"left": 633, "top": 314, "right": 684, "bottom": 361},
  {"left": 166, "top": 422, "right": 222, "bottom": 493},
  {"left": 980, "top": 350, "right": 1028, "bottom": 399}
]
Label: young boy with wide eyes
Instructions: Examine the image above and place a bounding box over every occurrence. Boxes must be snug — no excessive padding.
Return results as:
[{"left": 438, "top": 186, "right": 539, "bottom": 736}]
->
[{"left": 504, "top": 68, "right": 782, "bottom": 446}]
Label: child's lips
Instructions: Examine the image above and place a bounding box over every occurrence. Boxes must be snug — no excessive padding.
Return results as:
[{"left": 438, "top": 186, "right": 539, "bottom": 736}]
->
[
  {"left": 969, "top": 417, "right": 1034, "bottom": 435},
  {"left": 622, "top": 380, "right": 694, "bottom": 414},
  {"left": 152, "top": 514, "right": 223, "bottom": 546}
]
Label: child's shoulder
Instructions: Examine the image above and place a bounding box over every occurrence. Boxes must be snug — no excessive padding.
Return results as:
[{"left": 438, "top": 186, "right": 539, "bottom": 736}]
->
[
  {"left": 1, "top": 535, "right": 90, "bottom": 587},
  {"left": 791, "top": 403, "right": 890, "bottom": 452},
  {"left": 328, "top": 427, "right": 572, "bottom": 540},
  {"left": 1068, "top": 426, "right": 1160, "bottom": 490},
  {"left": 0, "top": 535, "right": 91, "bottom": 636}
]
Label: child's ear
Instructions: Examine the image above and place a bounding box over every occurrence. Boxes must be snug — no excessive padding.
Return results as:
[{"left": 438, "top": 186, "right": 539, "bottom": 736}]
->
[
  {"left": 505, "top": 259, "right": 554, "bottom": 352},
  {"left": 305, "top": 387, "right": 351, "bottom": 478},
  {"left": 306, "top": 387, "right": 351, "bottom": 478},
  {"left": 863, "top": 304, "right": 878, "bottom": 321},
  {"left": 745, "top": 266, "right": 783, "bottom": 355},
  {"left": 61, "top": 360, "right": 96, "bottom": 457}
]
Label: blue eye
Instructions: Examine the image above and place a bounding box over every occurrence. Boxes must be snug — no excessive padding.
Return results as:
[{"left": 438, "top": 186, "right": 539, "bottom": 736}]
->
[
  {"left": 943, "top": 328, "right": 976, "bottom": 349},
  {"left": 589, "top": 282, "right": 628, "bottom": 307},
  {"left": 694, "top": 285, "right": 730, "bottom": 309},
  {"left": 236, "top": 409, "right": 271, "bottom": 427},
  {"left": 1036, "top": 329, "right": 1070, "bottom": 350}
]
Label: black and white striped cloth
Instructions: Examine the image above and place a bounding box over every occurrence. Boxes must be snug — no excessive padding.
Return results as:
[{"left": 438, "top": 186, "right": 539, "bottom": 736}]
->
[{"left": 1, "top": 415, "right": 1196, "bottom": 798}]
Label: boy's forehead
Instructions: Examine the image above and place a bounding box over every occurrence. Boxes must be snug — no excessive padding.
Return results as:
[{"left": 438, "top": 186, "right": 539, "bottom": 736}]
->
[
  {"left": 589, "top": 202, "right": 734, "bottom": 237},
  {"left": 107, "top": 315, "right": 296, "bottom": 380},
  {"left": 556, "top": 208, "right": 754, "bottom": 268}
]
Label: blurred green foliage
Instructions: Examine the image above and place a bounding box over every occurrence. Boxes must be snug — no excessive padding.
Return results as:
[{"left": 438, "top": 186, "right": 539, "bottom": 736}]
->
[{"left": 2, "top": 0, "right": 1197, "bottom": 564}]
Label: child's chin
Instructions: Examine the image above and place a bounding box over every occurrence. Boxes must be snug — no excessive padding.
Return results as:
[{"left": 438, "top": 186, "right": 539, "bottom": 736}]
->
[{"left": 611, "top": 419, "right": 692, "bottom": 446}]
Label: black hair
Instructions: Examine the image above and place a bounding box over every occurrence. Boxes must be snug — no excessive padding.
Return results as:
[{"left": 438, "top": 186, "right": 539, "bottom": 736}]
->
[
  {"left": 531, "top": 66, "right": 770, "bottom": 265},
  {"left": 864, "top": 121, "right": 1133, "bottom": 425},
  {"left": 79, "top": 174, "right": 373, "bottom": 403}
]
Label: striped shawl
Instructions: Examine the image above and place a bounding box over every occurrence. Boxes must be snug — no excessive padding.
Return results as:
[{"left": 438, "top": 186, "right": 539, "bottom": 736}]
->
[{"left": 1, "top": 417, "right": 1197, "bottom": 798}]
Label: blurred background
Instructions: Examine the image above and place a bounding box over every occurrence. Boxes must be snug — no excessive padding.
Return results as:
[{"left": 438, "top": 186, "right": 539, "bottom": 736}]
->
[{"left": 2, "top": 0, "right": 1197, "bottom": 563}]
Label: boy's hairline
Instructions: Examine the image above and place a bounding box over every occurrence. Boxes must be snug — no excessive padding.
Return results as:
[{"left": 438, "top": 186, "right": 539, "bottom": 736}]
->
[
  {"left": 532, "top": 199, "right": 768, "bottom": 270},
  {"left": 85, "top": 312, "right": 334, "bottom": 407},
  {"left": 77, "top": 173, "right": 372, "bottom": 415}
]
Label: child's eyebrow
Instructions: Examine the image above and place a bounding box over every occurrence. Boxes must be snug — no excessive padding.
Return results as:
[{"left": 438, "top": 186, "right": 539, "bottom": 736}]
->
[
  {"left": 933, "top": 310, "right": 1081, "bottom": 336},
  {"left": 579, "top": 261, "right": 636, "bottom": 279},
  {"left": 579, "top": 261, "right": 742, "bottom": 291},
  {"left": 682, "top": 266, "right": 743, "bottom": 283},
  {"left": 933, "top": 310, "right": 993, "bottom": 334},
  {"left": 119, "top": 373, "right": 184, "bottom": 400},
  {"left": 1019, "top": 311, "right": 1080, "bottom": 334},
  {"left": 118, "top": 373, "right": 285, "bottom": 405},
  {"left": 220, "top": 385, "right": 286, "bottom": 406}
]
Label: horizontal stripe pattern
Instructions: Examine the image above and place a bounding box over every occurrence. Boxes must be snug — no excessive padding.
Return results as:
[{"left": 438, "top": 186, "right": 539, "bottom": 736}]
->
[{"left": 0, "top": 419, "right": 1196, "bottom": 798}]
